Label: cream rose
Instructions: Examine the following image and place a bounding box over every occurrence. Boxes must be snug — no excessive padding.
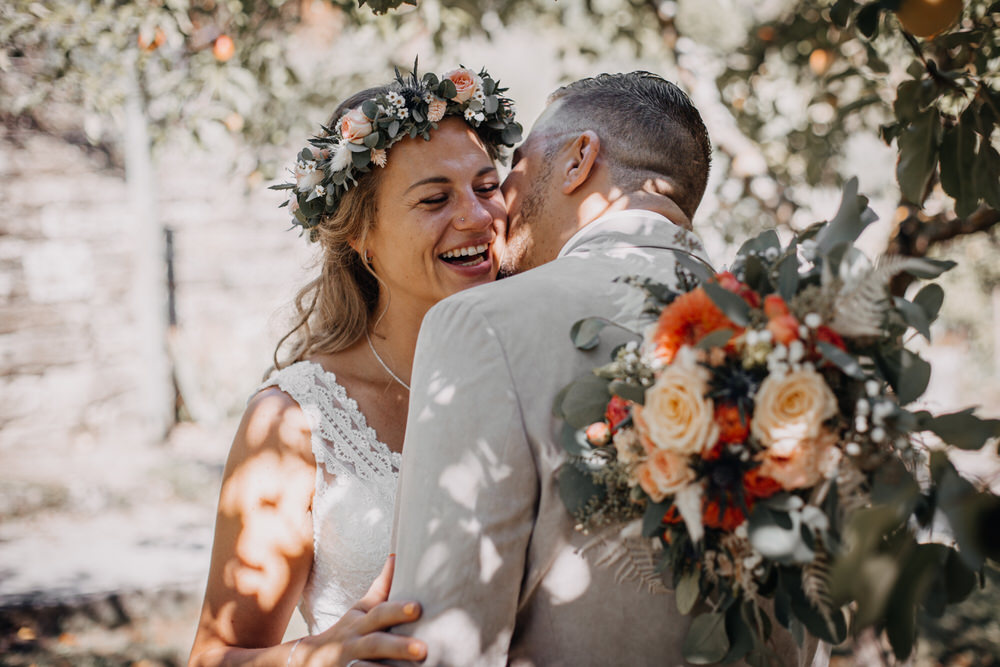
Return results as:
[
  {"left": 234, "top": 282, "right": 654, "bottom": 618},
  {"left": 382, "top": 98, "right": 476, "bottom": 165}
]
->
[
  {"left": 636, "top": 449, "right": 696, "bottom": 503},
  {"left": 636, "top": 348, "right": 719, "bottom": 456},
  {"left": 751, "top": 367, "right": 838, "bottom": 454},
  {"left": 339, "top": 107, "right": 373, "bottom": 144},
  {"left": 444, "top": 68, "right": 481, "bottom": 103}
]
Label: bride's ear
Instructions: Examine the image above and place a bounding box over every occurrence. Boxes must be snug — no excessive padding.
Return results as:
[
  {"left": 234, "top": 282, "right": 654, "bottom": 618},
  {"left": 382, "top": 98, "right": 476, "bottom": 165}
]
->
[{"left": 559, "top": 130, "right": 600, "bottom": 195}]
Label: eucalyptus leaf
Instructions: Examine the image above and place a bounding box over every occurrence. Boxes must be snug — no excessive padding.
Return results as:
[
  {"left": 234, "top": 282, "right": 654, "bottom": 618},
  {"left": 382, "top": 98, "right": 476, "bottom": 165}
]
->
[
  {"left": 570, "top": 317, "right": 609, "bottom": 350},
  {"left": 817, "top": 341, "right": 866, "bottom": 379},
  {"left": 609, "top": 380, "right": 646, "bottom": 405},
  {"left": 899, "top": 258, "right": 955, "bottom": 279},
  {"left": 695, "top": 328, "right": 735, "bottom": 350},
  {"left": 559, "top": 421, "right": 592, "bottom": 456},
  {"left": 856, "top": 1, "right": 881, "bottom": 38},
  {"left": 675, "top": 569, "right": 701, "bottom": 615},
  {"left": 814, "top": 177, "right": 877, "bottom": 257},
  {"left": 361, "top": 99, "right": 379, "bottom": 119},
  {"left": 896, "top": 349, "right": 931, "bottom": 405},
  {"left": 913, "top": 283, "right": 944, "bottom": 322},
  {"left": 939, "top": 119, "right": 978, "bottom": 218},
  {"left": 703, "top": 282, "right": 750, "bottom": 327},
  {"left": 674, "top": 252, "right": 715, "bottom": 282},
  {"left": 557, "top": 461, "right": 605, "bottom": 516},
  {"left": 775, "top": 253, "right": 799, "bottom": 301},
  {"left": 921, "top": 408, "right": 1000, "bottom": 450},
  {"left": 642, "top": 499, "right": 671, "bottom": 537},
  {"left": 722, "top": 603, "right": 754, "bottom": 663},
  {"left": 682, "top": 612, "right": 730, "bottom": 664},
  {"left": 557, "top": 374, "right": 611, "bottom": 429},
  {"left": 893, "top": 296, "right": 932, "bottom": 340}
]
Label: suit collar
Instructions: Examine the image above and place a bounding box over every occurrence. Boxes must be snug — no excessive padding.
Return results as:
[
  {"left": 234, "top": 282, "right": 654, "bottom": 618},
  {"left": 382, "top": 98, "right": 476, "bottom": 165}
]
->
[{"left": 556, "top": 209, "right": 712, "bottom": 266}]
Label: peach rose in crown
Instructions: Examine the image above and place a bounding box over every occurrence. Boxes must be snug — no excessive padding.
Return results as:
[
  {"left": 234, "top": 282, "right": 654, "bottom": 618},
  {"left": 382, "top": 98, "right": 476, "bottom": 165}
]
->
[
  {"left": 635, "top": 347, "right": 719, "bottom": 456},
  {"left": 427, "top": 96, "right": 448, "bottom": 123},
  {"left": 339, "top": 107, "right": 373, "bottom": 144},
  {"left": 751, "top": 367, "right": 838, "bottom": 460},
  {"left": 444, "top": 68, "right": 481, "bottom": 103},
  {"left": 637, "top": 449, "right": 697, "bottom": 503}
]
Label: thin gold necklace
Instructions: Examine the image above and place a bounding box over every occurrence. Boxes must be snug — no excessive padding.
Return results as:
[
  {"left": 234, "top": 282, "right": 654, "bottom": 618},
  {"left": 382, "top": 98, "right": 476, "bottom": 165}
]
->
[{"left": 365, "top": 331, "right": 410, "bottom": 391}]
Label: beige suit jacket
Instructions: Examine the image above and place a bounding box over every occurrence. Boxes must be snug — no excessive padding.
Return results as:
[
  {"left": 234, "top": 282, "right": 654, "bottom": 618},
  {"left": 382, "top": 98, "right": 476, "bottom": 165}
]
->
[{"left": 389, "top": 210, "right": 827, "bottom": 666}]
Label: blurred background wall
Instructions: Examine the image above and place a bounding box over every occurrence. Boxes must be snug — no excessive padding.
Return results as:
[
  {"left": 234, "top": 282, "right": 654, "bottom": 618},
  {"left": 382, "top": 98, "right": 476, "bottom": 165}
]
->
[{"left": 1, "top": 0, "right": 998, "bottom": 664}]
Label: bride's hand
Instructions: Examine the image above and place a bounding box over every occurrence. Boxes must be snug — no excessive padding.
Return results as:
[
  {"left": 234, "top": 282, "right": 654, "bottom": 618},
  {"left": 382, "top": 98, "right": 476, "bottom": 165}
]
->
[{"left": 295, "top": 555, "right": 427, "bottom": 666}]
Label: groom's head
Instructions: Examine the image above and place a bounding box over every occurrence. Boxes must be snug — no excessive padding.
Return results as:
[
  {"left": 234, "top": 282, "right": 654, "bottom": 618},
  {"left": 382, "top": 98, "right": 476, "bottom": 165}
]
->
[{"left": 500, "top": 71, "right": 710, "bottom": 275}]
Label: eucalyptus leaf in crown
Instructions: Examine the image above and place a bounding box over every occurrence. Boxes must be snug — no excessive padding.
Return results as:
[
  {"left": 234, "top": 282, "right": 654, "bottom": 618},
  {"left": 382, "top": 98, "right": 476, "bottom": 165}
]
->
[
  {"left": 270, "top": 63, "right": 522, "bottom": 241},
  {"left": 554, "top": 178, "right": 1000, "bottom": 664}
]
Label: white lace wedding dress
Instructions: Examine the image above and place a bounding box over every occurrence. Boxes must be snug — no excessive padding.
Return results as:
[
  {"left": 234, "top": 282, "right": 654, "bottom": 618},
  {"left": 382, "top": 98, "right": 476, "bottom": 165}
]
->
[{"left": 258, "top": 360, "right": 401, "bottom": 634}]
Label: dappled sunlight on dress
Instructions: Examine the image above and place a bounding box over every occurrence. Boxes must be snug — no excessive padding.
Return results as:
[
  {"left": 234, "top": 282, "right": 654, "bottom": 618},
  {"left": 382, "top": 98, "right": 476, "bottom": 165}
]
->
[{"left": 258, "top": 361, "right": 400, "bottom": 634}]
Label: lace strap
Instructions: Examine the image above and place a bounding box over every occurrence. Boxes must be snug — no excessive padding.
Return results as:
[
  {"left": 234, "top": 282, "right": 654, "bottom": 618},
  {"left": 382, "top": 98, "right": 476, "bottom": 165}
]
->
[{"left": 256, "top": 362, "right": 400, "bottom": 483}]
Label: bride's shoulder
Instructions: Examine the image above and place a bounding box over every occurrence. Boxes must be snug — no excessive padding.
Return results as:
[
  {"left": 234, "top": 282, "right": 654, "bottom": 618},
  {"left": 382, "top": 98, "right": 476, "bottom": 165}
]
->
[{"left": 235, "top": 384, "right": 313, "bottom": 462}]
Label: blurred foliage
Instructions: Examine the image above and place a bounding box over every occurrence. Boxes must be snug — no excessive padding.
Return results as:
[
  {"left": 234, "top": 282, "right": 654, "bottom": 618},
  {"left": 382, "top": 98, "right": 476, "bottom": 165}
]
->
[{"left": 715, "top": 0, "right": 999, "bottom": 264}]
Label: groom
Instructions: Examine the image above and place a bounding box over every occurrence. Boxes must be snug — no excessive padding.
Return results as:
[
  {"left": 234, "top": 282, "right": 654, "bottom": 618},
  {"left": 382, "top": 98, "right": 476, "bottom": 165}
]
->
[{"left": 388, "top": 72, "right": 823, "bottom": 666}]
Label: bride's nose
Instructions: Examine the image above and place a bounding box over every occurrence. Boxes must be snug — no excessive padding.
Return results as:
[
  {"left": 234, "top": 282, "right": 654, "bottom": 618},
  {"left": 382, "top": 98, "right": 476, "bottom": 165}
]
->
[{"left": 453, "top": 194, "right": 495, "bottom": 231}]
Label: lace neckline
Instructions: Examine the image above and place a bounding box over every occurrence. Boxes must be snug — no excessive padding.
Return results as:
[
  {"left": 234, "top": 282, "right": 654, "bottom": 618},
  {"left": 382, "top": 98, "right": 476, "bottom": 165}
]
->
[{"left": 297, "top": 359, "right": 402, "bottom": 465}]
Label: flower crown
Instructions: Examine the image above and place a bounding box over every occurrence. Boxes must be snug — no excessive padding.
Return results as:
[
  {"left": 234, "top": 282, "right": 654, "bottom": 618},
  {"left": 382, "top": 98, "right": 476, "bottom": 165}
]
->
[{"left": 272, "top": 64, "right": 522, "bottom": 241}]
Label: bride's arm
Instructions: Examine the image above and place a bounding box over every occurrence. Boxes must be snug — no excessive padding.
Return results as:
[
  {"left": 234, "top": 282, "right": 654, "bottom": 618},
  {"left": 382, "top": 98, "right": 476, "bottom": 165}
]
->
[{"left": 188, "top": 389, "right": 426, "bottom": 667}]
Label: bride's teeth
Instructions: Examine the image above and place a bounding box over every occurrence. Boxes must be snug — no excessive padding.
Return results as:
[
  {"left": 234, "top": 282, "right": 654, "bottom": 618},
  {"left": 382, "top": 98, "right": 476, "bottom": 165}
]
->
[{"left": 441, "top": 243, "right": 489, "bottom": 260}]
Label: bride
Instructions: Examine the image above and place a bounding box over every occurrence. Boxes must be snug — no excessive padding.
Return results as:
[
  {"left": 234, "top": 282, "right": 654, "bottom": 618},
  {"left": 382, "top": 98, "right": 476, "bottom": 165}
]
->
[{"left": 188, "top": 66, "right": 521, "bottom": 667}]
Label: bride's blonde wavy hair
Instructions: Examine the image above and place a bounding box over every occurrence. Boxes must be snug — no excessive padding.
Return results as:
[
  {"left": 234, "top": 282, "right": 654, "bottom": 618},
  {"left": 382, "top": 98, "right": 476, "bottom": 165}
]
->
[{"left": 273, "top": 86, "right": 390, "bottom": 370}]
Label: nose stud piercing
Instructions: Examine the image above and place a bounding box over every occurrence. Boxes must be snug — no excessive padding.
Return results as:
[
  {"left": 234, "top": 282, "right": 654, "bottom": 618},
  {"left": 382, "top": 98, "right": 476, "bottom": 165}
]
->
[{"left": 460, "top": 217, "right": 465, "bottom": 222}]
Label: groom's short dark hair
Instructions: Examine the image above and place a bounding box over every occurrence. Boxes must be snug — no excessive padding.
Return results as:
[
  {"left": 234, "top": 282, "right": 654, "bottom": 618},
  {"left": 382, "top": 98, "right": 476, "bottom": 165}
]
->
[{"left": 547, "top": 71, "right": 711, "bottom": 219}]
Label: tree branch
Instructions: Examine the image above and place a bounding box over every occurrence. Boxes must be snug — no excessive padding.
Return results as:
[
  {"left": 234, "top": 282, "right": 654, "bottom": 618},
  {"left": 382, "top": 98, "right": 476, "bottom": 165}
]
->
[{"left": 888, "top": 203, "right": 1000, "bottom": 295}]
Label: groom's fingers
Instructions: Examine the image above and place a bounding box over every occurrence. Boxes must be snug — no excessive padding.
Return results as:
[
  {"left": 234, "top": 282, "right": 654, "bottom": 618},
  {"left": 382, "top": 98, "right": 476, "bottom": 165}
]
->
[
  {"left": 349, "top": 631, "right": 427, "bottom": 662},
  {"left": 355, "top": 554, "right": 395, "bottom": 612},
  {"left": 358, "top": 599, "right": 422, "bottom": 634}
]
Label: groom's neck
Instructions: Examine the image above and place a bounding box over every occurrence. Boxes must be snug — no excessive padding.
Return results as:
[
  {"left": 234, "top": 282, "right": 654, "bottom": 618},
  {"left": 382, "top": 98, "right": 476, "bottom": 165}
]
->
[{"left": 572, "top": 189, "right": 692, "bottom": 236}]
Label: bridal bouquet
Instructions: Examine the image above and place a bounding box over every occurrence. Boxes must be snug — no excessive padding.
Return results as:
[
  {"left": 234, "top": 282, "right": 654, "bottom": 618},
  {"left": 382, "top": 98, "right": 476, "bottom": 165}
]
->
[{"left": 555, "top": 179, "right": 1000, "bottom": 664}]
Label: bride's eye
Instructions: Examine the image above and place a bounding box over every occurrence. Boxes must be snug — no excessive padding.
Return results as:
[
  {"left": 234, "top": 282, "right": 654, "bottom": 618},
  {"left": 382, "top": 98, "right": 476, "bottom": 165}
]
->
[
  {"left": 476, "top": 183, "right": 500, "bottom": 195},
  {"left": 419, "top": 194, "right": 448, "bottom": 206}
]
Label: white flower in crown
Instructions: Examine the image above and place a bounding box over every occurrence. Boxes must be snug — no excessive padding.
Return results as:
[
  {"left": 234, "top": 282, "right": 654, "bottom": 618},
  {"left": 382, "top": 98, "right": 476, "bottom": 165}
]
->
[
  {"left": 422, "top": 91, "right": 433, "bottom": 104},
  {"left": 464, "top": 107, "right": 485, "bottom": 123},
  {"left": 473, "top": 88, "right": 486, "bottom": 103},
  {"left": 427, "top": 96, "right": 447, "bottom": 122},
  {"left": 387, "top": 91, "right": 405, "bottom": 107},
  {"left": 371, "top": 149, "right": 388, "bottom": 168},
  {"left": 295, "top": 159, "right": 323, "bottom": 192},
  {"left": 396, "top": 106, "right": 409, "bottom": 120}
]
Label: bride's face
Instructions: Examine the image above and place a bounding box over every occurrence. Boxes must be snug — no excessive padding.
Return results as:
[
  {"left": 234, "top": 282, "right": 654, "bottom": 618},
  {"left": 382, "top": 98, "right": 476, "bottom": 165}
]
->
[{"left": 365, "top": 117, "right": 507, "bottom": 313}]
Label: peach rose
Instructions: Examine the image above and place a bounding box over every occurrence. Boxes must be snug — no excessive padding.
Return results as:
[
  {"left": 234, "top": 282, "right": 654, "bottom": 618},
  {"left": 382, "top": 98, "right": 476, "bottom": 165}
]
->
[
  {"left": 636, "top": 348, "right": 719, "bottom": 456},
  {"left": 758, "top": 429, "right": 841, "bottom": 490},
  {"left": 339, "top": 107, "right": 373, "bottom": 144},
  {"left": 751, "top": 367, "right": 837, "bottom": 455},
  {"left": 585, "top": 422, "right": 611, "bottom": 446},
  {"left": 636, "top": 449, "right": 696, "bottom": 503},
  {"left": 444, "top": 67, "right": 481, "bottom": 103}
]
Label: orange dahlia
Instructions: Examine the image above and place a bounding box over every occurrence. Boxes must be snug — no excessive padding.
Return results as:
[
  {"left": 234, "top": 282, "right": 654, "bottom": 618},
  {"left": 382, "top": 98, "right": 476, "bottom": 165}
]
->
[
  {"left": 605, "top": 395, "right": 631, "bottom": 431},
  {"left": 702, "top": 498, "right": 747, "bottom": 531},
  {"left": 652, "top": 288, "right": 738, "bottom": 363},
  {"left": 715, "top": 402, "right": 750, "bottom": 445},
  {"left": 742, "top": 467, "right": 783, "bottom": 500}
]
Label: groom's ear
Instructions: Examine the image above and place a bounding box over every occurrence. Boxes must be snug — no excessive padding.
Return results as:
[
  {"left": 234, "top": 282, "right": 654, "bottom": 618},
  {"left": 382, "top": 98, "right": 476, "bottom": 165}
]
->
[{"left": 559, "top": 130, "right": 600, "bottom": 195}]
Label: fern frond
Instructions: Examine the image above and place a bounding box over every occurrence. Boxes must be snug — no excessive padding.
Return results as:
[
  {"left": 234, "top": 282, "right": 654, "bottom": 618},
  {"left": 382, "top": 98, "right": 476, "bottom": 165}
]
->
[
  {"left": 802, "top": 543, "right": 836, "bottom": 637},
  {"left": 580, "top": 527, "right": 670, "bottom": 595}
]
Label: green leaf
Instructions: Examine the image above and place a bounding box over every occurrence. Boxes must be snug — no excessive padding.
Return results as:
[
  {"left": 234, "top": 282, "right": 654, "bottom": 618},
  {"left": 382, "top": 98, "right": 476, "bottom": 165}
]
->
[
  {"left": 896, "top": 349, "right": 931, "bottom": 404},
  {"left": 609, "top": 380, "right": 646, "bottom": 405},
  {"left": 896, "top": 109, "right": 941, "bottom": 205},
  {"left": 736, "top": 228, "right": 780, "bottom": 259},
  {"left": 913, "top": 283, "right": 944, "bottom": 322},
  {"left": 830, "top": 0, "right": 856, "bottom": 27},
  {"left": 893, "top": 296, "right": 932, "bottom": 340},
  {"left": 938, "top": 116, "right": 979, "bottom": 218},
  {"left": 557, "top": 461, "right": 605, "bottom": 516},
  {"left": 943, "top": 547, "right": 977, "bottom": 603},
  {"left": 695, "top": 328, "right": 735, "bottom": 350},
  {"left": 775, "top": 253, "right": 799, "bottom": 301},
  {"left": 484, "top": 95, "right": 499, "bottom": 114},
  {"left": 814, "top": 177, "right": 878, "bottom": 256},
  {"left": 388, "top": 119, "right": 400, "bottom": 138},
  {"left": 816, "top": 341, "right": 866, "bottom": 379},
  {"left": 642, "top": 499, "right": 670, "bottom": 537},
  {"left": 674, "top": 252, "right": 715, "bottom": 282},
  {"left": 346, "top": 141, "right": 371, "bottom": 152},
  {"left": 559, "top": 421, "right": 592, "bottom": 457},
  {"left": 975, "top": 144, "right": 1000, "bottom": 210},
  {"left": 438, "top": 79, "right": 457, "bottom": 99},
  {"left": 899, "top": 258, "right": 956, "bottom": 279},
  {"left": 351, "top": 148, "right": 371, "bottom": 169},
  {"left": 722, "top": 603, "right": 755, "bottom": 663},
  {"left": 921, "top": 408, "right": 1000, "bottom": 450},
  {"left": 893, "top": 79, "right": 921, "bottom": 123},
  {"left": 703, "top": 282, "right": 750, "bottom": 327},
  {"left": 885, "top": 543, "right": 943, "bottom": 660},
  {"left": 748, "top": 507, "right": 814, "bottom": 564},
  {"left": 675, "top": 569, "right": 701, "bottom": 615},
  {"left": 856, "top": 2, "right": 882, "bottom": 38},
  {"left": 501, "top": 124, "right": 523, "bottom": 145},
  {"left": 361, "top": 99, "right": 379, "bottom": 119},
  {"left": 363, "top": 132, "right": 379, "bottom": 148},
  {"left": 570, "top": 317, "right": 609, "bottom": 350},
  {"left": 871, "top": 456, "right": 921, "bottom": 516},
  {"left": 682, "top": 612, "right": 730, "bottom": 664},
  {"left": 556, "top": 374, "right": 611, "bottom": 428}
]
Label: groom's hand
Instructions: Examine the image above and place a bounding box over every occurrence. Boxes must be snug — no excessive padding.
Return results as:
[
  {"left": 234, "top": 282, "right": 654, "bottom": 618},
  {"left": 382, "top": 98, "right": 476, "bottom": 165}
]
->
[{"left": 297, "top": 555, "right": 427, "bottom": 666}]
